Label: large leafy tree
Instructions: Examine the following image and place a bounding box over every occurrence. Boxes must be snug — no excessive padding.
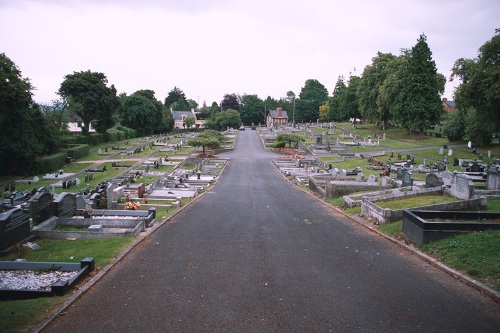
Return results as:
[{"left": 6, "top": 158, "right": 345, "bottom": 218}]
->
[
  {"left": 0, "top": 53, "right": 60, "bottom": 175},
  {"left": 164, "top": 87, "right": 190, "bottom": 111},
  {"left": 327, "top": 76, "right": 347, "bottom": 121},
  {"left": 451, "top": 29, "right": 500, "bottom": 146},
  {"left": 358, "top": 52, "right": 395, "bottom": 128},
  {"left": 221, "top": 93, "right": 240, "bottom": 111},
  {"left": 58, "top": 70, "right": 119, "bottom": 134},
  {"left": 396, "top": 34, "right": 445, "bottom": 137},
  {"left": 118, "top": 94, "right": 162, "bottom": 134},
  {"left": 377, "top": 52, "right": 408, "bottom": 130},
  {"left": 213, "top": 109, "right": 241, "bottom": 130},
  {"left": 132, "top": 89, "right": 169, "bottom": 132},
  {"left": 343, "top": 74, "right": 361, "bottom": 121},
  {"left": 240, "top": 94, "right": 265, "bottom": 125},
  {"left": 296, "top": 79, "right": 328, "bottom": 123}
]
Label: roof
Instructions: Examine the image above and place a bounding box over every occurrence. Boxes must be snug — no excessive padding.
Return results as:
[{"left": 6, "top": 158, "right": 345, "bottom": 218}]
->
[
  {"left": 269, "top": 110, "right": 288, "bottom": 119},
  {"left": 171, "top": 110, "right": 196, "bottom": 120},
  {"left": 443, "top": 100, "right": 456, "bottom": 108}
]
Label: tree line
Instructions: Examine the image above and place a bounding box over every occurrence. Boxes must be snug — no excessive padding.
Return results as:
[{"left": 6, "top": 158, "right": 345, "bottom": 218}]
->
[{"left": 0, "top": 30, "right": 498, "bottom": 175}]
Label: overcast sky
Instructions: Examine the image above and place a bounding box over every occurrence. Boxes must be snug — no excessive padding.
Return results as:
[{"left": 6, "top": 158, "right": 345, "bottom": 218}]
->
[{"left": 1, "top": 0, "right": 498, "bottom": 106}]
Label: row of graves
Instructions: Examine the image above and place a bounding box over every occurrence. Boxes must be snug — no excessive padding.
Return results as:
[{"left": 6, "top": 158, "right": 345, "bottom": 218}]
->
[{"left": 271, "top": 148, "right": 500, "bottom": 245}]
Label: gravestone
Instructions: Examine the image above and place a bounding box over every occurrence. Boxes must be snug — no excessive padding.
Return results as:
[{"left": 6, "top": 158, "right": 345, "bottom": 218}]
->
[
  {"left": 76, "top": 195, "right": 86, "bottom": 210},
  {"left": 451, "top": 174, "right": 474, "bottom": 200},
  {"left": 469, "top": 162, "right": 483, "bottom": 173},
  {"left": 425, "top": 174, "right": 444, "bottom": 188},
  {"left": 487, "top": 165, "right": 500, "bottom": 190},
  {"left": 367, "top": 174, "right": 378, "bottom": 183},
  {"left": 441, "top": 170, "right": 454, "bottom": 186},
  {"left": 54, "top": 192, "right": 76, "bottom": 217},
  {"left": 448, "top": 149, "right": 453, "bottom": 156},
  {"left": 381, "top": 176, "right": 392, "bottom": 186},
  {"left": 439, "top": 147, "right": 444, "bottom": 155},
  {"left": 453, "top": 158, "right": 459, "bottom": 167},
  {"left": 0, "top": 208, "right": 31, "bottom": 252},
  {"left": 107, "top": 183, "right": 118, "bottom": 209},
  {"left": 437, "top": 162, "right": 447, "bottom": 172},
  {"left": 356, "top": 172, "right": 365, "bottom": 182},
  {"left": 402, "top": 171, "right": 413, "bottom": 187},
  {"left": 316, "top": 136, "right": 322, "bottom": 145},
  {"left": 397, "top": 168, "right": 405, "bottom": 180},
  {"left": 26, "top": 191, "right": 54, "bottom": 225},
  {"left": 137, "top": 183, "right": 146, "bottom": 198}
]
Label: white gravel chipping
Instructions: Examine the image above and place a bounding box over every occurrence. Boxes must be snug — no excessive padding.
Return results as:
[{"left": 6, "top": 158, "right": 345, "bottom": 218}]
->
[{"left": 0, "top": 270, "right": 78, "bottom": 290}]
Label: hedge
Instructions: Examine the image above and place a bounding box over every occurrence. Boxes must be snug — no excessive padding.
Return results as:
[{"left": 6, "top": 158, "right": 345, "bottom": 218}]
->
[
  {"left": 65, "top": 144, "right": 90, "bottom": 159},
  {"left": 36, "top": 152, "right": 67, "bottom": 174}
]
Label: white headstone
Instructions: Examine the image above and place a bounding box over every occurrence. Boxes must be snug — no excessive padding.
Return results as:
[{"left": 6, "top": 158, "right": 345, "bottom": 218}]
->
[
  {"left": 439, "top": 147, "right": 444, "bottom": 155},
  {"left": 468, "top": 141, "right": 472, "bottom": 149},
  {"left": 448, "top": 149, "right": 453, "bottom": 156}
]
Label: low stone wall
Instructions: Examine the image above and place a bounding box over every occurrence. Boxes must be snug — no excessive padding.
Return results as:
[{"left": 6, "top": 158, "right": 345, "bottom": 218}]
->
[
  {"left": 343, "top": 187, "right": 432, "bottom": 208},
  {"left": 32, "top": 216, "right": 146, "bottom": 239},
  {"left": 403, "top": 210, "right": 500, "bottom": 244},
  {"left": 361, "top": 194, "right": 487, "bottom": 224},
  {"left": 326, "top": 181, "right": 391, "bottom": 199}
]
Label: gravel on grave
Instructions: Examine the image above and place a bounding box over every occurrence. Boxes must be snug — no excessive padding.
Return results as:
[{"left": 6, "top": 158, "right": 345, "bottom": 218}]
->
[{"left": 0, "top": 269, "right": 78, "bottom": 290}]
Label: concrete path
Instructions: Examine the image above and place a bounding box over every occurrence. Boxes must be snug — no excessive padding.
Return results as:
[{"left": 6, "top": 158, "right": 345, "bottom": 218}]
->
[{"left": 42, "top": 130, "right": 500, "bottom": 332}]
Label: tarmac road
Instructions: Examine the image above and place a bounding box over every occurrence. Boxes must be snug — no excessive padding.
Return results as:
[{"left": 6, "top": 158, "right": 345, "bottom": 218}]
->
[{"left": 43, "top": 130, "right": 500, "bottom": 333}]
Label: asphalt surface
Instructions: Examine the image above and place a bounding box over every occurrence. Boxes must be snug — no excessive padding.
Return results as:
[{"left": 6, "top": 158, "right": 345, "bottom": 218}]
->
[{"left": 43, "top": 130, "right": 500, "bottom": 332}]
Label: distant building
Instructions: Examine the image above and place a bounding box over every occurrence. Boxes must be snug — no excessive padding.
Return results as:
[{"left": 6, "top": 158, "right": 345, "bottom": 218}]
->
[
  {"left": 266, "top": 107, "right": 289, "bottom": 128},
  {"left": 442, "top": 98, "right": 456, "bottom": 112},
  {"left": 171, "top": 109, "right": 203, "bottom": 129},
  {"left": 63, "top": 113, "right": 96, "bottom": 134}
]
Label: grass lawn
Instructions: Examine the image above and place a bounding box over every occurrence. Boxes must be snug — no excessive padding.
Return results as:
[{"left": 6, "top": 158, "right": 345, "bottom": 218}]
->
[{"left": 375, "top": 194, "right": 460, "bottom": 210}]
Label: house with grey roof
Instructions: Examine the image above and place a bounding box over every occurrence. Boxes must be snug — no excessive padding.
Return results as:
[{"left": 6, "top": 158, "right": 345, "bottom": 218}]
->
[
  {"left": 266, "top": 107, "right": 289, "bottom": 128},
  {"left": 442, "top": 98, "right": 456, "bottom": 112},
  {"left": 171, "top": 109, "right": 198, "bottom": 129}
]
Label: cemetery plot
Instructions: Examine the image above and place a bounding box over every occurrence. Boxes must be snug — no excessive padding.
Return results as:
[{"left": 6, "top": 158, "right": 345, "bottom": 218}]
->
[{"left": 403, "top": 210, "right": 500, "bottom": 244}]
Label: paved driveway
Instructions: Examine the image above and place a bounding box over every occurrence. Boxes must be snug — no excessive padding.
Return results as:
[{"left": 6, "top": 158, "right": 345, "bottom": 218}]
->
[{"left": 44, "top": 130, "right": 500, "bottom": 332}]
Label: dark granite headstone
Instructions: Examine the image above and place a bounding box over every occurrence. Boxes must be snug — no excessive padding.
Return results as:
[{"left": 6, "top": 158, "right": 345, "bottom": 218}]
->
[
  {"left": 402, "top": 171, "right": 413, "bottom": 187},
  {"left": 54, "top": 192, "right": 76, "bottom": 217},
  {"left": 0, "top": 208, "right": 30, "bottom": 252},
  {"left": 437, "top": 162, "right": 447, "bottom": 172},
  {"left": 453, "top": 158, "right": 459, "bottom": 167},
  {"left": 316, "top": 136, "right": 322, "bottom": 145},
  {"left": 26, "top": 191, "right": 54, "bottom": 225},
  {"left": 470, "top": 162, "right": 483, "bottom": 173},
  {"left": 397, "top": 168, "right": 405, "bottom": 180},
  {"left": 137, "top": 183, "right": 146, "bottom": 198},
  {"left": 425, "top": 174, "right": 444, "bottom": 188}
]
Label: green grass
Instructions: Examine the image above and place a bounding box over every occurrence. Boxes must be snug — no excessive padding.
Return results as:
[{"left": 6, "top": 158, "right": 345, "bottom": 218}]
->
[
  {"left": 375, "top": 195, "right": 460, "bottom": 210},
  {"left": 2, "top": 238, "right": 134, "bottom": 268},
  {"left": 377, "top": 220, "right": 403, "bottom": 238},
  {"left": 0, "top": 296, "right": 67, "bottom": 333},
  {"left": 419, "top": 230, "right": 500, "bottom": 292}
]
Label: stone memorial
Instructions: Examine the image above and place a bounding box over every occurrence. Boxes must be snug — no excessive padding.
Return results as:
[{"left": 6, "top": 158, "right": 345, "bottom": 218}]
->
[
  {"left": 487, "top": 165, "right": 500, "bottom": 190},
  {"left": 439, "top": 147, "right": 444, "bottom": 155},
  {"left": 448, "top": 149, "right": 453, "bottom": 156},
  {"left": 367, "top": 174, "right": 378, "bottom": 183},
  {"left": 437, "top": 162, "right": 447, "bottom": 172},
  {"left": 425, "top": 174, "right": 444, "bottom": 188},
  {"left": 397, "top": 168, "right": 405, "bottom": 180},
  {"left": 0, "top": 208, "right": 31, "bottom": 252},
  {"left": 402, "top": 171, "right": 413, "bottom": 187},
  {"left": 451, "top": 174, "right": 474, "bottom": 200},
  {"left": 26, "top": 191, "right": 54, "bottom": 225},
  {"left": 137, "top": 183, "right": 146, "bottom": 198},
  {"left": 356, "top": 172, "right": 365, "bottom": 182},
  {"left": 54, "top": 192, "right": 76, "bottom": 217}
]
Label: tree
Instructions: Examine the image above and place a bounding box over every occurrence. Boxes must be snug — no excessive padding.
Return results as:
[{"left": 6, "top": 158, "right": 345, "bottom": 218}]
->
[
  {"left": 342, "top": 74, "right": 361, "bottom": 121},
  {"left": 275, "top": 133, "right": 305, "bottom": 148},
  {"left": 58, "top": 70, "right": 119, "bottom": 134},
  {"left": 358, "top": 52, "right": 395, "bottom": 128},
  {"left": 118, "top": 94, "right": 162, "bottom": 133},
  {"left": 451, "top": 29, "right": 500, "bottom": 145},
  {"left": 213, "top": 109, "right": 241, "bottom": 130},
  {"left": 327, "top": 76, "right": 347, "bottom": 121},
  {"left": 0, "top": 53, "right": 60, "bottom": 175},
  {"left": 221, "top": 93, "right": 240, "bottom": 111},
  {"left": 132, "top": 90, "right": 168, "bottom": 132},
  {"left": 188, "top": 129, "right": 225, "bottom": 155},
  {"left": 442, "top": 108, "right": 467, "bottom": 142},
  {"left": 397, "top": 34, "right": 445, "bottom": 137},
  {"left": 377, "top": 53, "right": 408, "bottom": 130},
  {"left": 296, "top": 79, "right": 328, "bottom": 123},
  {"left": 240, "top": 94, "right": 265, "bottom": 125},
  {"left": 184, "top": 117, "right": 196, "bottom": 129},
  {"left": 164, "top": 87, "right": 189, "bottom": 111}
]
